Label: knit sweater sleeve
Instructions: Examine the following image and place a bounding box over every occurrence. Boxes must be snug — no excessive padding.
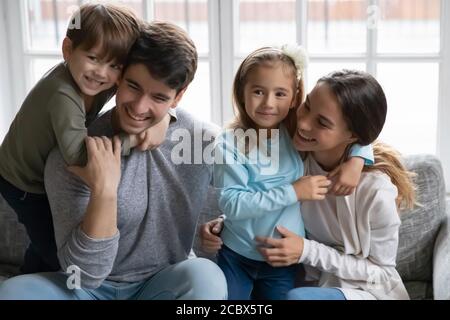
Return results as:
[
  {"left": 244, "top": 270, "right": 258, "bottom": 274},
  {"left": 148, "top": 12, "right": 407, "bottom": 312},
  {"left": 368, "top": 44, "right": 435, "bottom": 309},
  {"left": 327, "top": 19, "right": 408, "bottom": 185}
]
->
[{"left": 44, "top": 148, "right": 119, "bottom": 289}]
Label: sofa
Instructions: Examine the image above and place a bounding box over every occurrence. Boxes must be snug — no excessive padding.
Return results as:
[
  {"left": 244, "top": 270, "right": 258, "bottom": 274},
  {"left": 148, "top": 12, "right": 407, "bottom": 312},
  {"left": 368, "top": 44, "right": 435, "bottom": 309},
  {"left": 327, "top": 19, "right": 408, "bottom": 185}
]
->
[{"left": 1, "top": 154, "right": 449, "bottom": 299}]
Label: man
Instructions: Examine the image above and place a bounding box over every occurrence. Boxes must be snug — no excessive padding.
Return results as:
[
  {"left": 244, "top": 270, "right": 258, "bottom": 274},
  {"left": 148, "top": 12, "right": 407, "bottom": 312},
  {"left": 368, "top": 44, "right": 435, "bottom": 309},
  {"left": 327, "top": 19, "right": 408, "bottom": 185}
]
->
[{"left": 0, "top": 21, "right": 227, "bottom": 300}]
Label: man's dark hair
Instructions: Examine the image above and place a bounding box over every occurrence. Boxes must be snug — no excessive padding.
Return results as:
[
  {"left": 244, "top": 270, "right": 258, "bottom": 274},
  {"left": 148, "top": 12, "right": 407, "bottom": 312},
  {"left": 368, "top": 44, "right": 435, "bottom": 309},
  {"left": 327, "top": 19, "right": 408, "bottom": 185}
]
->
[{"left": 126, "top": 21, "right": 198, "bottom": 93}]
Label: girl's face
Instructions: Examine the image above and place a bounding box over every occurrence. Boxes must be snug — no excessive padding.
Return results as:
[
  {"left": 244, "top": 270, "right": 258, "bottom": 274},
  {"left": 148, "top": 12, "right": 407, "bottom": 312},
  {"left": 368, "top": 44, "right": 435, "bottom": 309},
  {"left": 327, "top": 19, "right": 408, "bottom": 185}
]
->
[
  {"left": 243, "top": 62, "right": 296, "bottom": 130},
  {"left": 293, "top": 82, "right": 356, "bottom": 153}
]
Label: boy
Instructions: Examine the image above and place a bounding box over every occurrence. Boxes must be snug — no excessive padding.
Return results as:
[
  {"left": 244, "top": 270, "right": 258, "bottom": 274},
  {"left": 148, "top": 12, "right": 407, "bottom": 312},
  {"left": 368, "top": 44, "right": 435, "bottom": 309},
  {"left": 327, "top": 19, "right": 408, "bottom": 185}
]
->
[{"left": 0, "top": 3, "right": 169, "bottom": 274}]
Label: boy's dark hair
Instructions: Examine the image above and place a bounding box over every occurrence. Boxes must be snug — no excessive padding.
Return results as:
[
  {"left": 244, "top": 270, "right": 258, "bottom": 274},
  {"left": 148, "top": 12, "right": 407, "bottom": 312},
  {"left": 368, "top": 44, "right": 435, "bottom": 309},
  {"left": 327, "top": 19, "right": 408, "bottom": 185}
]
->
[
  {"left": 126, "top": 21, "right": 198, "bottom": 93},
  {"left": 66, "top": 3, "right": 140, "bottom": 65}
]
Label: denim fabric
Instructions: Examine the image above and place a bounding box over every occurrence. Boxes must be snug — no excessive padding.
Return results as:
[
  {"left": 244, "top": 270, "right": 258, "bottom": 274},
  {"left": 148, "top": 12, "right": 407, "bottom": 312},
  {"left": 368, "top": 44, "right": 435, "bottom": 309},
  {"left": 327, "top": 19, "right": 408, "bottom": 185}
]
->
[
  {"left": 286, "top": 287, "right": 346, "bottom": 300},
  {"left": 0, "top": 175, "right": 59, "bottom": 273},
  {"left": 218, "top": 245, "right": 297, "bottom": 300},
  {"left": 0, "top": 258, "right": 227, "bottom": 300}
]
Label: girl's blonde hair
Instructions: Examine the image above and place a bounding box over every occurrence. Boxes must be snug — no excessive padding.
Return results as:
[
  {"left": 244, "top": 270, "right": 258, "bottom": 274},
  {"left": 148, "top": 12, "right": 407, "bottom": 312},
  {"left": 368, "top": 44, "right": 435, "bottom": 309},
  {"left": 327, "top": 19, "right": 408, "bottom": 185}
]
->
[
  {"left": 229, "top": 47, "right": 305, "bottom": 138},
  {"left": 363, "top": 141, "right": 417, "bottom": 211}
]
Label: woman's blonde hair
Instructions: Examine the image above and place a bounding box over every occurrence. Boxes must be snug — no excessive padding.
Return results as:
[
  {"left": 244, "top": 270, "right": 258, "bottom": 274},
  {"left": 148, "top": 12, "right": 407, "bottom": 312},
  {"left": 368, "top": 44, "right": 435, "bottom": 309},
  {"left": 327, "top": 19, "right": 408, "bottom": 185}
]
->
[
  {"left": 229, "top": 47, "right": 305, "bottom": 138},
  {"left": 364, "top": 141, "right": 417, "bottom": 211}
]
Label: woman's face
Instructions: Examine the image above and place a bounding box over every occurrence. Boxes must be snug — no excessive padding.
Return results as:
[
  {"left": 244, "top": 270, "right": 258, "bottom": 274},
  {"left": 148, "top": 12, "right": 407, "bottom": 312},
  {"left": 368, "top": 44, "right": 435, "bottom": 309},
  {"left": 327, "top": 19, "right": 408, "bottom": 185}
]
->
[{"left": 292, "top": 82, "right": 356, "bottom": 153}]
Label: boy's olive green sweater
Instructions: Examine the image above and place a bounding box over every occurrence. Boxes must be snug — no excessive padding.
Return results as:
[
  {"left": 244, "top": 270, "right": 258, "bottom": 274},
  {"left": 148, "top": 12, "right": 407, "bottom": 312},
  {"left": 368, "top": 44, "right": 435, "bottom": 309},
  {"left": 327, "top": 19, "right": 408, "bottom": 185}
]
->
[{"left": 0, "top": 63, "right": 116, "bottom": 194}]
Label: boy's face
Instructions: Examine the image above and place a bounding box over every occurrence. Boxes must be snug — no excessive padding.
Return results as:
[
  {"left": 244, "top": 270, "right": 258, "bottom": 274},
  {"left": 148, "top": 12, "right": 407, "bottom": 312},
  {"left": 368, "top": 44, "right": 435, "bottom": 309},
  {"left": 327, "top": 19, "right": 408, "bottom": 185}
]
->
[
  {"left": 114, "top": 63, "right": 183, "bottom": 134},
  {"left": 63, "top": 38, "right": 123, "bottom": 97}
]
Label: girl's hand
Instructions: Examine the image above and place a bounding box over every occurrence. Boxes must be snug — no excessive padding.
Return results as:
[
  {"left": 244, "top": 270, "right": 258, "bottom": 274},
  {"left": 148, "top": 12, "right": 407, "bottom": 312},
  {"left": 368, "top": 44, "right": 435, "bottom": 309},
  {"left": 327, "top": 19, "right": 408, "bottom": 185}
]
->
[
  {"left": 256, "top": 226, "right": 304, "bottom": 267},
  {"left": 200, "top": 217, "right": 224, "bottom": 253},
  {"left": 135, "top": 113, "right": 171, "bottom": 151},
  {"left": 292, "top": 175, "right": 331, "bottom": 201},
  {"left": 68, "top": 136, "right": 121, "bottom": 196},
  {"left": 328, "top": 157, "right": 364, "bottom": 196}
]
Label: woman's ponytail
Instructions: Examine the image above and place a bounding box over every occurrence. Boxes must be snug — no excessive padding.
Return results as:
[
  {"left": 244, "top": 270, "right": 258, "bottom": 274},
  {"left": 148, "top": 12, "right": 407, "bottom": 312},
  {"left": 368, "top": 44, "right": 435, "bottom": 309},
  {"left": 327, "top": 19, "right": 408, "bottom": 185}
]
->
[{"left": 364, "top": 141, "right": 417, "bottom": 211}]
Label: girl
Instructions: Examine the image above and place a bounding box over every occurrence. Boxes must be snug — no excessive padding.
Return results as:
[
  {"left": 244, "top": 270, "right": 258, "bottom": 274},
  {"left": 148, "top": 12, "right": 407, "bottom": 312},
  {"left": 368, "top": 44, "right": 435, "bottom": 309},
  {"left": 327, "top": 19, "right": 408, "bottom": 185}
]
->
[
  {"left": 213, "top": 47, "right": 374, "bottom": 300},
  {"left": 257, "top": 70, "right": 414, "bottom": 300}
]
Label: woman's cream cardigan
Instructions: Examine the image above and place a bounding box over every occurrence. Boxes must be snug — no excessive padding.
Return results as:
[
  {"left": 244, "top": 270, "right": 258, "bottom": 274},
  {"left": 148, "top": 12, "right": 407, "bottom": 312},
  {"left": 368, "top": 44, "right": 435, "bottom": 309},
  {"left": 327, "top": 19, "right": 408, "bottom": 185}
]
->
[{"left": 299, "top": 155, "right": 410, "bottom": 300}]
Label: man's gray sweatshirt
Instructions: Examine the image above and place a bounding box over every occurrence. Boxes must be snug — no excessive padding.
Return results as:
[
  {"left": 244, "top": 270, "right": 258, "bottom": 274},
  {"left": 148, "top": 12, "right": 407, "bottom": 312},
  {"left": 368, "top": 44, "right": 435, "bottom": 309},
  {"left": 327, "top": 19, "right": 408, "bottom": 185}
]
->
[{"left": 44, "top": 109, "right": 219, "bottom": 289}]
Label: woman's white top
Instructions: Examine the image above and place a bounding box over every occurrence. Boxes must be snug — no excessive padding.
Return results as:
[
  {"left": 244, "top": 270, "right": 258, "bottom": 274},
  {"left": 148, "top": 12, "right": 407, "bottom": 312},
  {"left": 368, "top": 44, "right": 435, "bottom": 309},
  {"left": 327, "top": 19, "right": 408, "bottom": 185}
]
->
[{"left": 299, "top": 155, "right": 410, "bottom": 300}]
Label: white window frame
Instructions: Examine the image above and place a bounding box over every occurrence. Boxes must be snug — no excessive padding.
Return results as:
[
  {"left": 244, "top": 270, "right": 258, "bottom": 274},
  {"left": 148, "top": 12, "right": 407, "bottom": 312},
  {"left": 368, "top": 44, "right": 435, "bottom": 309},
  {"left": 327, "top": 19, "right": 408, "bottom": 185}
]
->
[{"left": 3, "top": 0, "right": 450, "bottom": 192}]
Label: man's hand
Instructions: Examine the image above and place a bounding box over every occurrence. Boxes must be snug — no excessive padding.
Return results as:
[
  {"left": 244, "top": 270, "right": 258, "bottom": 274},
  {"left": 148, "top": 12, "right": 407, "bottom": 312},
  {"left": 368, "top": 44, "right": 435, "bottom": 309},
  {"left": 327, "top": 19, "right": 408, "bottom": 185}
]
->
[
  {"left": 68, "top": 136, "right": 121, "bottom": 196},
  {"left": 256, "top": 226, "right": 304, "bottom": 267},
  {"left": 68, "top": 136, "right": 121, "bottom": 239},
  {"left": 328, "top": 157, "right": 364, "bottom": 196},
  {"left": 200, "top": 217, "right": 224, "bottom": 253},
  {"left": 292, "top": 175, "right": 331, "bottom": 201}
]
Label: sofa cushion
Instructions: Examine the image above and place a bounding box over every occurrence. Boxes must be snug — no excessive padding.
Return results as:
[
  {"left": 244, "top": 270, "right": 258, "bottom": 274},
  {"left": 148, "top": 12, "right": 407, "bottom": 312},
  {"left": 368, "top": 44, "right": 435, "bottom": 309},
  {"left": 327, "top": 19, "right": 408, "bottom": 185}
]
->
[
  {"left": 396, "top": 155, "right": 446, "bottom": 286},
  {"left": 403, "top": 281, "right": 433, "bottom": 300},
  {"left": 0, "top": 194, "right": 28, "bottom": 268}
]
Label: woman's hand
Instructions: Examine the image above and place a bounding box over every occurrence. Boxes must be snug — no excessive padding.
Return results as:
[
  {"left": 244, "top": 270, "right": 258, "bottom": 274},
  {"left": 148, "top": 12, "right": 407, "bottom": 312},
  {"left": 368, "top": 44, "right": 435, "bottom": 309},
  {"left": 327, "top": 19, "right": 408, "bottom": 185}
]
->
[
  {"left": 199, "top": 217, "right": 224, "bottom": 253},
  {"left": 68, "top": 136, "right": 122, "bottom": 196},
  {"left": 255, "top": 226, "right": 304, "bottom": 267}
]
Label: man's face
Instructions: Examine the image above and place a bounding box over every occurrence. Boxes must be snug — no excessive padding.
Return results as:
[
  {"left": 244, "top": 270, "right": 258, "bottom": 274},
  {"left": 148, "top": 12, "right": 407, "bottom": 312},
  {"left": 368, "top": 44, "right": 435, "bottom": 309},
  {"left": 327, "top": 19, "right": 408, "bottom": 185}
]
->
[{"left": 114, "top": 63, "right": 182, "bottom": 134}]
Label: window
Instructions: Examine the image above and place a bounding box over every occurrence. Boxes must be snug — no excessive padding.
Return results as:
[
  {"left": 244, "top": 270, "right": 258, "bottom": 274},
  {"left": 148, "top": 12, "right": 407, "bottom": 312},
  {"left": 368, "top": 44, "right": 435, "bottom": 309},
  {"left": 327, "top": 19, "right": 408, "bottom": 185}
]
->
[
  {"left": 2, "top": 0, "right": 450, "bottom": 191},
  {"left": 18, "top": 0, "right": 212, "bottom": 122}
]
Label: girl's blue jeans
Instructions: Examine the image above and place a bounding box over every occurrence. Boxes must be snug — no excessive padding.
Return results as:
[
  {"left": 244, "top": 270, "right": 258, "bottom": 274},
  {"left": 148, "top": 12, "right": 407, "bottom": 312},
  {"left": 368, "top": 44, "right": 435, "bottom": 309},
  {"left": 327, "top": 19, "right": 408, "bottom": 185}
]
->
[{"left": 217, "top": 245, "right": 298, "bottom": 300}]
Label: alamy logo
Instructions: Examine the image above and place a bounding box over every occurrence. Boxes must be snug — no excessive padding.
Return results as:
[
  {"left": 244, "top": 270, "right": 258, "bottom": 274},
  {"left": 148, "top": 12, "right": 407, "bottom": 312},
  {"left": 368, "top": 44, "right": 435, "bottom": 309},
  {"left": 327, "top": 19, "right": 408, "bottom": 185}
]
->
[
  {"left": 66, "top": 265, "right": 81, "bottom": 290},
  {"left": 367, "top": 5, "right": 381, "bottom": 30},
  {"left": 366, "top": 265, "right": 384, "bottom": 290},
  {"left": 170, "top": 126, "right": 281, "bottom": 176},
  {"left": 67, "top": 5, "right": 81, "bottom": 30}
]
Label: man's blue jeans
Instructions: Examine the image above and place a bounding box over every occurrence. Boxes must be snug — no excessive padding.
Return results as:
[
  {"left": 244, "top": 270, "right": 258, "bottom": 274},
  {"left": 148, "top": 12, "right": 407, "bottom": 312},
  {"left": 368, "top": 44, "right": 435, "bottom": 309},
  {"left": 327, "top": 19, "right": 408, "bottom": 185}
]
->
[
  {"left": 218, "top": 245, "right": 297, "bottom": 300},
  {"left": 0, "top": 258, "right": 227, "bottom": 300},
  {"left": 0, "top": 175, "right": 60, "bottom": 273}
]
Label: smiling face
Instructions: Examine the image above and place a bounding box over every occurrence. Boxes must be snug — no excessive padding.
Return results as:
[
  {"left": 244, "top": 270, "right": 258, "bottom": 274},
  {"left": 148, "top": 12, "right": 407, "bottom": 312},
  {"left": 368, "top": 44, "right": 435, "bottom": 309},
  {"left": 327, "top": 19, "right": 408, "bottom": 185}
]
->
[
  {"left": 292, "top": 82, "right": 356, "bottom": 154},
  {"left": 243, "top": 62, "right": 296, "bottom": 130},
  {"left": 114, "top": 63, "right": 182, "bottom": 134},
  {"left": 63, "top": 38, "right": 122, "bottom": 98}
]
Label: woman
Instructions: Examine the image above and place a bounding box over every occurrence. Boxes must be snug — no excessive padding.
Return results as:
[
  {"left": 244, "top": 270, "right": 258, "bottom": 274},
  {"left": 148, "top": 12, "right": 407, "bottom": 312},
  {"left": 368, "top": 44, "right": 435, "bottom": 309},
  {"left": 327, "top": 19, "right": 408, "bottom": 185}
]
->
[{"left": 202, "top": 70, "right": 415, "bottom": 300}]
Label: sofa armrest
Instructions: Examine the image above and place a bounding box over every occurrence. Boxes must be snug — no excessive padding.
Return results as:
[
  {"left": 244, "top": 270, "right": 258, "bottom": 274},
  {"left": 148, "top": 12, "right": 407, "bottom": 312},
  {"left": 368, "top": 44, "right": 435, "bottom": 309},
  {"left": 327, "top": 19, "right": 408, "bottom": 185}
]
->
[{"left": 433, "top": 200, "right": 450, "bottom": 300}]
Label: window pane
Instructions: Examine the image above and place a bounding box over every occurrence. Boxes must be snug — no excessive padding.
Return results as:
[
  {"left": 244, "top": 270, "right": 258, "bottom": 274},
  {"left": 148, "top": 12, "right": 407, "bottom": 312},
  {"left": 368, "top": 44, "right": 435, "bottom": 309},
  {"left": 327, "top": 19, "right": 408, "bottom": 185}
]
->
[
  {"left": 377, "top": 0, "right": 440, "bottom": 54},
  {"left": 237, "top": 0, "right": 296, "bottom": 55},
  {"left": 178, "top": 61, "right": 211, "bottom": 122},
  {"left": 30, "top": 57, "right": 61, "bottom": 85},
  {"left": 154, "top": 0, "right": 209, "bottom": 55},
  {"left": 26, "top": 0, "right": 144, "bottom": 51},
  {"left": 307, "top": 0, "right": 367, "bottom": 54},
  {"left": 377, "top": 63, "right": 438, "bottom": 155},
  {"left": 26, "top": 0, "right": 78, "bottom": 51},
  {"left": 307, "top": 62, "right": 365, "bottom": 91}
]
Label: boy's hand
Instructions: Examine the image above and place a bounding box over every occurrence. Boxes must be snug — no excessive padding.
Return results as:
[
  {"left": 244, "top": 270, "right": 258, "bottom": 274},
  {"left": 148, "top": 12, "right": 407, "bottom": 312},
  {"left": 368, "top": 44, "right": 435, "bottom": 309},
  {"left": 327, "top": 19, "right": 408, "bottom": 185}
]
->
[
  {"left": 292, "top": 175, "right": 331, "bottom": 201},
  {"left": 328, "top": 157, "right": 365, "bottom": 196},
  {"left": 134, "top": 113, "right": 171, "bottom": 151}
]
